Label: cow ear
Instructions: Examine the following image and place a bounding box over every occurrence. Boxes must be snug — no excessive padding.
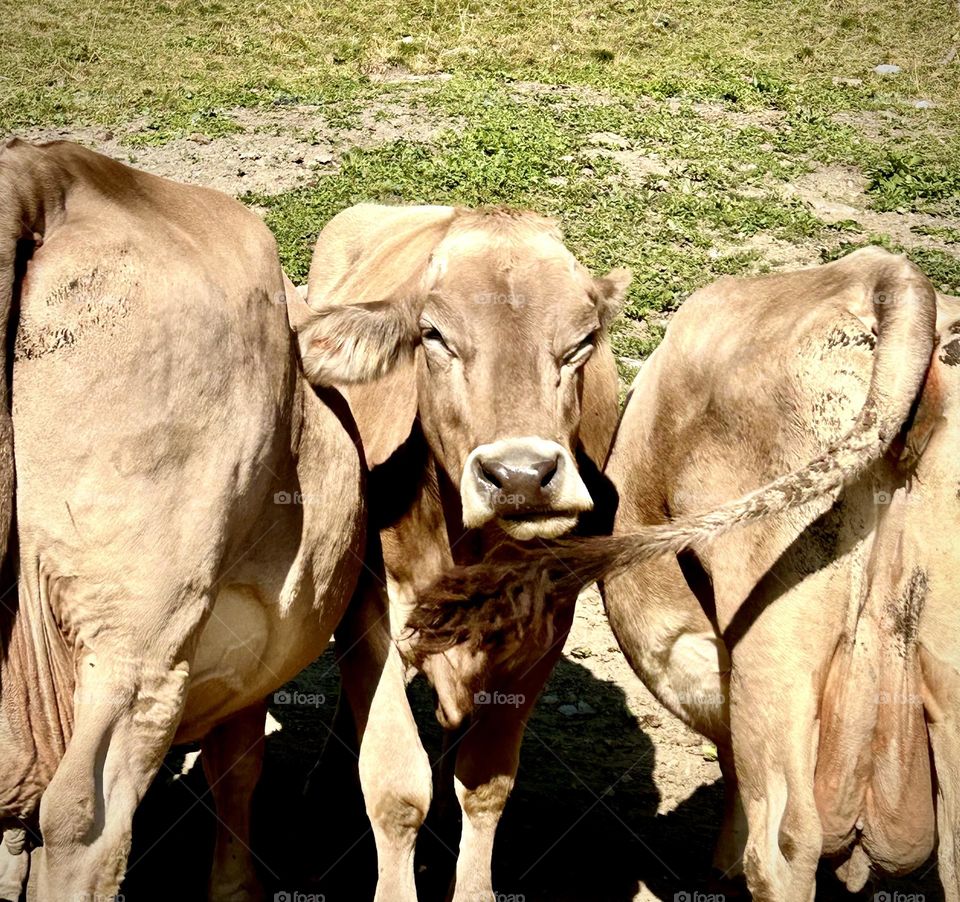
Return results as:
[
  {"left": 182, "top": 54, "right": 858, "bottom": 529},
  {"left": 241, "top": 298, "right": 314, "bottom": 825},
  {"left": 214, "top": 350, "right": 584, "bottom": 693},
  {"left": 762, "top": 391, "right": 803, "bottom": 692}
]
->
[
  {"left": 297, "top": 299, "right": 417, "bottom": 386},
  {"left": 593, "top": 267, "right": 632, "bottom": 327}
]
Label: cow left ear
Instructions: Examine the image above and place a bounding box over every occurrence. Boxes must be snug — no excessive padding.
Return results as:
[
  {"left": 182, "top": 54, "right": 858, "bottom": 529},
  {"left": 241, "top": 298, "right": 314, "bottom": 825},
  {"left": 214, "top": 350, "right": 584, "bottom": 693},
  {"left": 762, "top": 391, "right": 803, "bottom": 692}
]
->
[
  {"left": 592, "top": 268, "right": 632, "bottom": 328},
  {"left": 297, "top": 300, "right": 418, "bottom": 386}
]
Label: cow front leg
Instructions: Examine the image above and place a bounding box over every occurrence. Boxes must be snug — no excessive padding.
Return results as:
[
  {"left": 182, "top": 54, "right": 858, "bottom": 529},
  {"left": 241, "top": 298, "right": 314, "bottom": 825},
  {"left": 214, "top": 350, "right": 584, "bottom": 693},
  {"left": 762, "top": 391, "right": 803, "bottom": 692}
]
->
[
  {"left": 336, "top": 580, "right": 431, "bottom": 902},
  {"left": 0, "top": 829, "right": 29, "bottom": 902},
  {"left": 36, "top": 650, "right": 192, "bottom": 900},
  {"left": 202, "top": 700, "right": 267, "bottom": 902},
  {"left": 447, "top": 631, "right": 568, "bottom": 902}
]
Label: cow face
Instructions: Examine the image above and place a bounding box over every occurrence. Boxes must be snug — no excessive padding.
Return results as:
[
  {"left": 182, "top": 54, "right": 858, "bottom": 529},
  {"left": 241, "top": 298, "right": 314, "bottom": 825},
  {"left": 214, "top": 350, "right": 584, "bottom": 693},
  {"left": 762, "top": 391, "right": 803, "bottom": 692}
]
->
[{"left": 299, "top": 215, "right": 629, "bottom": 541}]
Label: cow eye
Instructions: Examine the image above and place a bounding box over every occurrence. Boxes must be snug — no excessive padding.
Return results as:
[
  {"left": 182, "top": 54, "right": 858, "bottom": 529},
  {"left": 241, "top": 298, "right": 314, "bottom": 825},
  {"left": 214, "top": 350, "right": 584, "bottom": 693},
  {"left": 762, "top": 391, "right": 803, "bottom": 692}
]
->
[
  {"left": 562, "top": 333, "right": 596, "bottom": 367},
  {"left": 420, "top": 322, "right": 455, "bottom": 356}
]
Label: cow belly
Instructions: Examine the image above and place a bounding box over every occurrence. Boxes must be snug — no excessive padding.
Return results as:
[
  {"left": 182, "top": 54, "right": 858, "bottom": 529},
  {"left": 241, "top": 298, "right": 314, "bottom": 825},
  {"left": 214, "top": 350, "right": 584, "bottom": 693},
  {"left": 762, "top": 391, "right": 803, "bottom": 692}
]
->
[{"left": 815, "top": 570, "right": 935, "bottom": 878}]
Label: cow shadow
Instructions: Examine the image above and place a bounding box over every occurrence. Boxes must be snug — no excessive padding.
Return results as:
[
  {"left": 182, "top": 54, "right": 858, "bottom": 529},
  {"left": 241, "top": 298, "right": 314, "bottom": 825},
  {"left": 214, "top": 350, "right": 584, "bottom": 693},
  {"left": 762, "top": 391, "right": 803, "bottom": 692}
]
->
[
  {"left": 117, "top": 648, "right": 737, "bottom": 902},
  {"left": 117, "top": 647, "right": 947, "bottom": 902}
]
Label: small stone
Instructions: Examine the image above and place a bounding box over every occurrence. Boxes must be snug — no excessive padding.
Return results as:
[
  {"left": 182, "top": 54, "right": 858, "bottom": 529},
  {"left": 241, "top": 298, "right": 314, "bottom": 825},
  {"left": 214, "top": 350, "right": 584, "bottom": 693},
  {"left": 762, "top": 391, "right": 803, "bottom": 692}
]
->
[
  {"left": 288, "top": 150, "right": 305, "bottom": 164},
  {"left": 580, "top": 167, "right": 594, "bottom": 177},
  {"left": 569, "top": 646, "right": 593, "bottom": 659},
  {"left": 401, "top": 35, "right": 414, "bottom": 44},
  {"left": 577, "top": 701, "right": 596, "bottom": 715},
  {"left": 913, "top": 99, "right": 935, "bottom": 109},
  {"left": 97, "top": 130, "right": 114, "bottom": 142},
  {"left": 560, "top": 154, "right": 575, "bottom": 162},
  {"left": 873, "top": 63, "right": 901, "bottom": 75},
  {"left": 558, "top": 704, "right": 579, "bottom": 717},
  {"left": 541, "top": 694, "right": 559, "bottom": 704},
  {"left": 238, "top": 151, "right": 260, "bottom": 161},
  {"left": 314, "top": 149, "right": 334, "bottom": 164},
  {"left": 188, "top": 133, "right": 212, "bottom": 145},
  {"left": 588, "top": 131, "right": 631, "bottom": 149}
]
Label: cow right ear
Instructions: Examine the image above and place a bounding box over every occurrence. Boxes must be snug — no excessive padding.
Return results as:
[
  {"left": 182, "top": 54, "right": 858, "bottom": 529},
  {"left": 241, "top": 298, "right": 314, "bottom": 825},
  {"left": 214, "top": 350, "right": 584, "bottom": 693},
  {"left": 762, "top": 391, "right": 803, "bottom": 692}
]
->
[{"left": 297, "top": 300, "right": 418, "bottom": 386}]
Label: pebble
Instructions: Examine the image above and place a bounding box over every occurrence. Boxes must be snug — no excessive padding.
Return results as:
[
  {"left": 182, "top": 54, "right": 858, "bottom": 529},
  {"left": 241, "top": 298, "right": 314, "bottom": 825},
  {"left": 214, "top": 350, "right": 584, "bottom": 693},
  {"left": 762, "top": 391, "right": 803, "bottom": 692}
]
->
[
  {"left": 542, "top": 694, "right": 559, "bottom": 705},
  {"left": 577, "top": 701, "right": 596, "bottom": 715},
  {"left": 588, "top": 131, "right": 631, "bottom": 149},
  {"left": 912, "top": 99, "right": 935, "bottom": 109},
  {"left": 873, "top": 63, "right": 901, "bottom": 75},
  {"left": 558, "top": 704, "right": 579, "bottom": 717}
]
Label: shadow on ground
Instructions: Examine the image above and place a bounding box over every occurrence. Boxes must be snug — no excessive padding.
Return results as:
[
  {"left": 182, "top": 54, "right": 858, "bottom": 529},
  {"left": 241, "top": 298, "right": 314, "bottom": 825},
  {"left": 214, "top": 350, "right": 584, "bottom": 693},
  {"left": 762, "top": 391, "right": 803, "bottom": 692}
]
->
[
  {"left": 118, "top": 646, "right": 945, "bottom": 902},
  {"left": 118, "top": 648, "right": 726, "bottom": 902}
]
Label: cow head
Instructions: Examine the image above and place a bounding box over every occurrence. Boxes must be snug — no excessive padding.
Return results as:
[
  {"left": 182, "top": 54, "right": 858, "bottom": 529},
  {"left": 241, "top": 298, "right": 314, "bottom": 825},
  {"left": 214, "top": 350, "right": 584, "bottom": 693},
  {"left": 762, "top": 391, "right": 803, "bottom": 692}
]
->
[{"left": 298, "top": 209, "right": 629, "bottom": 541}]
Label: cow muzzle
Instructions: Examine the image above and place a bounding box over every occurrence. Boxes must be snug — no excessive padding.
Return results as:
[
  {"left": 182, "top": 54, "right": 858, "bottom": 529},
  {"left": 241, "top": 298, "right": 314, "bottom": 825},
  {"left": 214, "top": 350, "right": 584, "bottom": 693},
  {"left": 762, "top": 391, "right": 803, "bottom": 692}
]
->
[{"left": 460, "top": 437, "right": 593, "bottom": 540}]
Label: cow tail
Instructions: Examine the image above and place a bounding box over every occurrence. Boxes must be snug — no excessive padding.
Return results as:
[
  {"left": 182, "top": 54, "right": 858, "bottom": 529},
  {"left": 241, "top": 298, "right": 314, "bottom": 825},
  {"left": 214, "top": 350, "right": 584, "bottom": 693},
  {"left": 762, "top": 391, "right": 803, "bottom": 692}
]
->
[
  {"left": 0, "top": 139, "right": 41, "bottom": 570},
  {"left": 405, "top": 253, "right": 939, "bottom": 664}
]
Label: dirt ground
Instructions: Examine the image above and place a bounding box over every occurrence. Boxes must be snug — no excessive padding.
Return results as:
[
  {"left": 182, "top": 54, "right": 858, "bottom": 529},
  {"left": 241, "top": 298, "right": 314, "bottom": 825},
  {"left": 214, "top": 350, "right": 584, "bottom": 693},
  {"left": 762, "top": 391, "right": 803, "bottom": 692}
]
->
[{"left": 18, "top": 96, "right": 955, "bottom": 901}]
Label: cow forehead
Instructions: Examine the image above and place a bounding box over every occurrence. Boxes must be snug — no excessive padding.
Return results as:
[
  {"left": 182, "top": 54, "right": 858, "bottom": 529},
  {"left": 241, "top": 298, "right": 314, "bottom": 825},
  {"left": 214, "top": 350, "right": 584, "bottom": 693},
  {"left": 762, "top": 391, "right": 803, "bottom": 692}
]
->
[{"left": 426, "top": 230, "right": 588, "bottom": 311}]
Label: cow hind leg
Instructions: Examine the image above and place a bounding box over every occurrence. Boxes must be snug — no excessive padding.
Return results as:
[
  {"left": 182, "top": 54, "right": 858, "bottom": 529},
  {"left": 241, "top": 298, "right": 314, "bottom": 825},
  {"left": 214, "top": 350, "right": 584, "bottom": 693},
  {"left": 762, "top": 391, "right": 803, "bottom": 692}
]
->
[
  {"left": 0, "top": 829, "right": 29, "bottom": 902},
  {"left": 36, "top": 647, "right": 192, "bottom": 900},
  {"left": 202, "top": 700, "right": 268, "bottom": 902},
  {"left": 924, "top": 648, "right": 960, "bottom": 902},
  {"left": 734, "top": 692, "right": 821, "bottom": 902}
]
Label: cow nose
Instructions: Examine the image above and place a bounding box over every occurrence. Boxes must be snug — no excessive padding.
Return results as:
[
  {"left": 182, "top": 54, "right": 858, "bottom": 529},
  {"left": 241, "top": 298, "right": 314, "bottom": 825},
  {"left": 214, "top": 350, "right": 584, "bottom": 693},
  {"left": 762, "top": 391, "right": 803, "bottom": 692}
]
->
[{"left": 475, "top": 451, "right": 560, "bottom": 512}]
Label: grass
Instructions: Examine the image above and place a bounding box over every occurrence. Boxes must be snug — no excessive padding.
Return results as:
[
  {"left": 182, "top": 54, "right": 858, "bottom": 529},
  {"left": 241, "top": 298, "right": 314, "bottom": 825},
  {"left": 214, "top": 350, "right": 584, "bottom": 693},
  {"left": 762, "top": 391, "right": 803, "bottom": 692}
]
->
[{"left": 3, "top": 0, "right": 959, "bottom": 358}]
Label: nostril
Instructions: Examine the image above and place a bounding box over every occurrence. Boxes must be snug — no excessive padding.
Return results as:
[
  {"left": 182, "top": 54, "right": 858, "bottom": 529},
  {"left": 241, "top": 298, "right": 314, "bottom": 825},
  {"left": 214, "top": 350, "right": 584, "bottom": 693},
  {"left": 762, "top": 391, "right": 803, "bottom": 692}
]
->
[
  {"left": 478, "top": 461, "right": 502, "bottom": 489},
  {"left": 535, "top": 456, "right": 560, "bottom": 489}
]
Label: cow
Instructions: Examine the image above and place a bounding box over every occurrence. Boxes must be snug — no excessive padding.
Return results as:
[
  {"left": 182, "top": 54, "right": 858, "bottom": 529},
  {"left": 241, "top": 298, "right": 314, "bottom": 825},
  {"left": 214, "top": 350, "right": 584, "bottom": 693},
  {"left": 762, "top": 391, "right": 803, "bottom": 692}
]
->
[
  {"left": 409, "top": 247, "right": 953, "bottom": 901},
  {"left": 0, "top": 140, "right": 430, "bottom": 902},
  {"left": 292, "top": 203, "right": 630, "bottom": 900}
]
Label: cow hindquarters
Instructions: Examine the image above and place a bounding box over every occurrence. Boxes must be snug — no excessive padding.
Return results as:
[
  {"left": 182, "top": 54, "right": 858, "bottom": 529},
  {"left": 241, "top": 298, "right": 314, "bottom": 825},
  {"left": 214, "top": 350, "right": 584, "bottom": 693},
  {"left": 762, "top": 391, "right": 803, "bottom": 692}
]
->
[
  {"left": 336, "top": 571, "right": 431, "bottom": 902},
  {"left": 201, "top": 701, "right": 267, "bottom": 902}
]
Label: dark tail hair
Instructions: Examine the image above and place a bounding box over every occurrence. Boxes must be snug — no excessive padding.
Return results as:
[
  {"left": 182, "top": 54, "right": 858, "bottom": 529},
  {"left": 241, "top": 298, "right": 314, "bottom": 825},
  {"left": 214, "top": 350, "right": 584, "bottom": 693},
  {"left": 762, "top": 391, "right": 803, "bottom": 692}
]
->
[{"left": 404, "top": 253, "right": 938, "bottom": 665}]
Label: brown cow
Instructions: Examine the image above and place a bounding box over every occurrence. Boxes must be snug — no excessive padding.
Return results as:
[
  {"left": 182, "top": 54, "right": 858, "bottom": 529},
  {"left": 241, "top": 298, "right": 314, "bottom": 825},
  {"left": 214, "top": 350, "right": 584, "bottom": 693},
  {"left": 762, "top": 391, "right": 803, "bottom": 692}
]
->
[
  {"left": 412, "top": 248, "right": 954, "bottom": 901},
  {"left": 0, "top": 140, "right": 426, "bottom": 902},
  {"left": 294, "top": 203, "right": 629, "bottom": 900}
]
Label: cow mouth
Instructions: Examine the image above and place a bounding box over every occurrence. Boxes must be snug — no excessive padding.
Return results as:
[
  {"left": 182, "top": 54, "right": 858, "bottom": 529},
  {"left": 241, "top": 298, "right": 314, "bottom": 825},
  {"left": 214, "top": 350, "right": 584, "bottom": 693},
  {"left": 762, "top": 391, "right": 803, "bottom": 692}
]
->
[{"left": 496, "top": 510, "right": 580, "bottom": 541}]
